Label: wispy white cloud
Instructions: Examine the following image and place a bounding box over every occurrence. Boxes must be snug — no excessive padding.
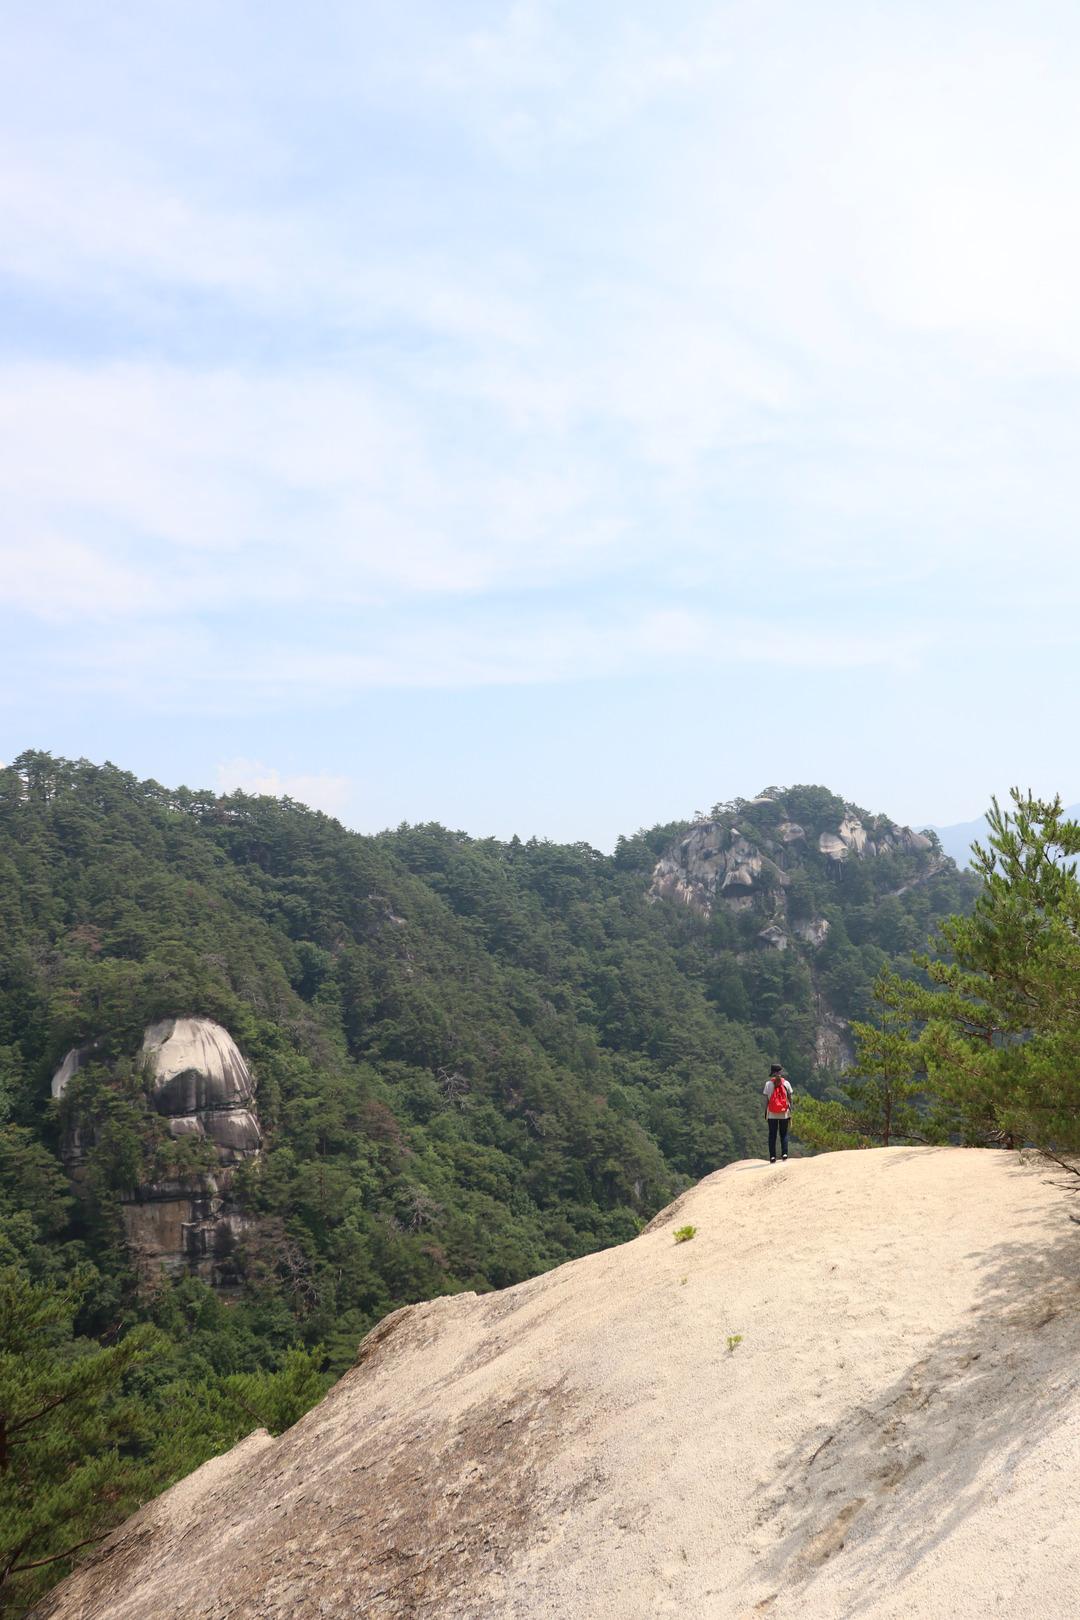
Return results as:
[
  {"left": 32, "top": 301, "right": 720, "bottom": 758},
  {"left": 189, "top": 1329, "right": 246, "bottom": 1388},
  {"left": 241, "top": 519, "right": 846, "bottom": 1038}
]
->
[
  {"left": 44, "top": 605, "right": 929, "bottom": 719},
  {"left": 0, "top": 534, "right": 159, "bottom": 621},
  {"left": 416, "top": 2, "right": 734, "bottom": 149},
  {"left": 0, "top": 361, "right": 631, "bottom": 616},
  {"left": 4, "top": 0, "right": 1080, "bottom": 834},
  {"left": 214, "top": 757, "right": 352, "bottom": 817},
  {"left": 6, "top": 5, "right": 1080, "bottom": 607}
]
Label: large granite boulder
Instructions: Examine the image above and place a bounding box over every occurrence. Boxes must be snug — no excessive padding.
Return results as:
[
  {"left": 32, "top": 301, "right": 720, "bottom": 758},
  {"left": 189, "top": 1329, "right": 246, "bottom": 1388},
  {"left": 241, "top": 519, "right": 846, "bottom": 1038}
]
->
[
  {"left": 819, "top": 814, "right": 933, "bottom": 863},
  {"left": 51, "top": 1017, "right": 261, "bottom": 1288},
  {"left": 141, "top": 1017, "right": 254, "bottom": 1114},
  {"left": 141, "top": 1018, "right": 261, "bottom": 1163}
]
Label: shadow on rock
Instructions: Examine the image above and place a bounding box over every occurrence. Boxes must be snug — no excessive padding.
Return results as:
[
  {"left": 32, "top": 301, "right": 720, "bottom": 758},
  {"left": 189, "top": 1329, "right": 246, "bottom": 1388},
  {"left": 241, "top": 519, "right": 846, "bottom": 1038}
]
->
[{"left": 756, "top": 1165, "right": 1080, "bottom": 1609}]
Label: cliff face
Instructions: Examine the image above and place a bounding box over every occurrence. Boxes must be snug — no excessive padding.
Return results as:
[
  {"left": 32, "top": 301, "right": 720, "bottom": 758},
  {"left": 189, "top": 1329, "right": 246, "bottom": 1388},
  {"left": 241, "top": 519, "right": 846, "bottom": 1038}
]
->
[
  {"left": 52, "top": 1017, "right": 261, "bottom": 1286},
  {"left": 37, "top": 1148, "right": 1080, "bottom": 1620},
  {"left": 650, "top": 797, "right": 937, "bottom": 925},
  {"left": 648, "top": 791, "right": 946, "bottom": 1072}
]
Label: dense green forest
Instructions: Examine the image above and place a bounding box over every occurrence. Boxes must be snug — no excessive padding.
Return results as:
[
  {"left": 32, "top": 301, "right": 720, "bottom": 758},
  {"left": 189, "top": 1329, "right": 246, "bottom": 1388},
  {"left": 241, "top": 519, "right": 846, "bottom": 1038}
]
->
[{"left": 0, "top": 752, "right": 977, "bottom": 1609}]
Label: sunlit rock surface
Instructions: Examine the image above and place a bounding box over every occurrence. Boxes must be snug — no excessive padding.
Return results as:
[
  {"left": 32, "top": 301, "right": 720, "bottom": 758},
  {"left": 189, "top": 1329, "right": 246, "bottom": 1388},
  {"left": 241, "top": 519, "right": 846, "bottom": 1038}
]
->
[
  {"left": 650, "top": 824, "right": 787, "bottom": 910},
  {"left": 648, "top": 797, "right": 944, "bottom": 1073},
  {"left": 651, "top": 805, "right": 937, "bottom": 917},
  {"left": 39, "top": 1149, "right": 1080, "bottom": 1620},
  {"left": 792, "top": 916, "right": 830, "bottom": 949},
  {"left": 141, "top": 1017, "right": 255, "bottom": 1114},
  {"left": 53, "top": 1018, "right": 261, "bottom": 1287},
  {"left": 51, "top": 1044, "right": 91, "bottom": 1100}
]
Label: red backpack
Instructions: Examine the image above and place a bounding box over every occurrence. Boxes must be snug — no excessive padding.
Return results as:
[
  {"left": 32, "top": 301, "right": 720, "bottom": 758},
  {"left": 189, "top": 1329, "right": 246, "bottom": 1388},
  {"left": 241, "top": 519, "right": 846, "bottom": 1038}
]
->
[{"left": 767, "top": 1079, "right": 789, "bottom": 1115}]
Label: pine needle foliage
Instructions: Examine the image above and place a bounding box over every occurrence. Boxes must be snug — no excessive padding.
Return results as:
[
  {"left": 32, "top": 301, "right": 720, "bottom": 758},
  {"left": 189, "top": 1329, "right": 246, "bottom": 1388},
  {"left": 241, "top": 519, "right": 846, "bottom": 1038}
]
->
[
  {"left": 795, "top": 979, "right": 934, "bottom": 1149},
  {"left": 804, "top": 791, "right": 1080, "bottom": 1160},
  {"left": 0, "top": 1269, "right": 161, "bottom": 1614},
  {"left": 912, "top": 791, "right": 1080, "bottom": 1156}
]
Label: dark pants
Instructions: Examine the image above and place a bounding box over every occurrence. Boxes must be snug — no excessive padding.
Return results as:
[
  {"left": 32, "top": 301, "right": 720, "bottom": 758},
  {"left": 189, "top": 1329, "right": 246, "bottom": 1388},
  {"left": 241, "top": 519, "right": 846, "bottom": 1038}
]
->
[{"left": 768, "top": 1117, "right": 789, "bottom": 1160}]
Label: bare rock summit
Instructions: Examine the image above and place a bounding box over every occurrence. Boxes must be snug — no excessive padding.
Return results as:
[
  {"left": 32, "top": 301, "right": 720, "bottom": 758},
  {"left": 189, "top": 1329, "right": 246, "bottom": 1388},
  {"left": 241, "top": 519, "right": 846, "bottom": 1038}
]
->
[{"left": 37, "top": 1148, "right": 1080, "bottom": 1620}]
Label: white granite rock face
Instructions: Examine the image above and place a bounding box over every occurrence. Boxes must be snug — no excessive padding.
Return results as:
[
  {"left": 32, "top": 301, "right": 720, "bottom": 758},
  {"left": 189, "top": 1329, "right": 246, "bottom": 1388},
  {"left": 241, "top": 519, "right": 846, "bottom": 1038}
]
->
[
  {"left": 838, "top": 813, "right": 867, "bottom": 853},
  {"left": 793, "top": 917, "right": 831, "bottom": 949},
  {"left": 54, "top": 1018, "right": 261, "bottom": 1287},
  {"left": 820, "top": 817, "right": 932, "bottom": 863},
  {"left": 43, "top": 1152, "right": 1080, "bottom": 1620},
  {"left": 818, "top": 831, "right": 849, "bottom": 860},
  {"left": 650, "top": 824, "right": 787, "bottom": 911},
  {"left": 648, "top": 799, "right": 946, "bottom": 1071},
  {"left": 654, "top": 809, "right": 939, "bottom": 914},
  {"left": 51, "top": 1046, "right": 86, "bottom": 1100},
  {"left": 141, "top": 1018, "right": 255, "bottom": 1114}
]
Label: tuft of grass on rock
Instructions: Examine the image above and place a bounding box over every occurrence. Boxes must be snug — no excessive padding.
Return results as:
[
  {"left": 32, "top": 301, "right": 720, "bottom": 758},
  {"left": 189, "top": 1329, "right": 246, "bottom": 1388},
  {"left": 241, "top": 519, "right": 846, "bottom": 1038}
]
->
[
  {"left": 673, "top": 1225, "right": 697, "bottom": 1244},
  {"left": 727, "top": 1334, "right": 743, "bottom": 1353}
]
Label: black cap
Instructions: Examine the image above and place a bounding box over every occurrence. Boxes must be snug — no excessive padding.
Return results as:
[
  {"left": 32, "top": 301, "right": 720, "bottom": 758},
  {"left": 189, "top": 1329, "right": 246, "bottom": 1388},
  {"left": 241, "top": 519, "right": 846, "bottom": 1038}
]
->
[{"left": 769, "top": 1063, "right": 782, "bottom": 1075}]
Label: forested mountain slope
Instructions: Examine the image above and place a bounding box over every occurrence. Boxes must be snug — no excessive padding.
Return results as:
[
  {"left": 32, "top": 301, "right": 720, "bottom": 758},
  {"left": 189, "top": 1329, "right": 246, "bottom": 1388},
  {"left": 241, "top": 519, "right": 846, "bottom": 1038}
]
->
[{"left": 0, "top": 754, "right": 976, "bottom": 1609}]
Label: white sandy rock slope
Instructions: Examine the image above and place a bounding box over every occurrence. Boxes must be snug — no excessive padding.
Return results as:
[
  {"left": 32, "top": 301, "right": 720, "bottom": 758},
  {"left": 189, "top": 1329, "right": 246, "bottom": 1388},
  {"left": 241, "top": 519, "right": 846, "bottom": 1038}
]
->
[{"left": 37, "top": 1148, "right": 1080, "bottom": 1619}]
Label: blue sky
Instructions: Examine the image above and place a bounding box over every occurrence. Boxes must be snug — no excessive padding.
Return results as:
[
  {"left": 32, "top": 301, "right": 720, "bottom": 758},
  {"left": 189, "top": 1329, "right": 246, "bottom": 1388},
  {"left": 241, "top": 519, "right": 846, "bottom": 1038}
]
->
[{"left": 4, "top": 1, "right": 1079, "bottom": 846}]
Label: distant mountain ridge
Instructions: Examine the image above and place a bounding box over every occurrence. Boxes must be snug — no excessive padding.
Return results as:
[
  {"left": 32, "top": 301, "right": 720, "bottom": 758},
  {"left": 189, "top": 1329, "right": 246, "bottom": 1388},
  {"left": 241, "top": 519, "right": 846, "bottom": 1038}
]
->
[{"left": 923, "top": 802, "right": 1080, "bottom": 868}]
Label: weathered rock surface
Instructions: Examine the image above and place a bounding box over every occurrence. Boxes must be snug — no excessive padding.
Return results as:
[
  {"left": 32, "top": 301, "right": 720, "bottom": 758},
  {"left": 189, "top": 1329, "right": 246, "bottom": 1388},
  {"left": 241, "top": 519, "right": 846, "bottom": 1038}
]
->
[
  {"left": 792, "top": 916, "right": 830, "bottom": 949},
  {"left": 52, "top": 1018, "right": 260, "bottom": 1286},
  {"left": 814, "top": 1005, "right": 854, "bottom": 1070},
  {"left": 141, "top": 1017, "right": 255, "bottom": 1117},
  {"left": 50, "top": 1044, "right": 95, "bottom": 1100},
  {"left": 648, "top": 796, "right": 943, "bottom": 1070},
  {"left": 650, "top": 825, "right": 788, "bottom": 910},
  {"left": 37, "top": 1148, "right": 1080, "bottom": 1620},
  {"left": 653, "top": 806, "right": 934, "bottom": 915}
]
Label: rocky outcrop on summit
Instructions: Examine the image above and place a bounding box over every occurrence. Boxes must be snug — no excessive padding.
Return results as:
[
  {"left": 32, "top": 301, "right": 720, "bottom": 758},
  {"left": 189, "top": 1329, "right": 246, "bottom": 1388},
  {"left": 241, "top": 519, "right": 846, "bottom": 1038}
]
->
[
  {"left": 52, "top": 1017, "right": 260, "bottom": 1286},
  {"left": 652, "top": 799, "right": 935, "bottom": 917},
  {"left": 650, "top": 825, "right": 787, "bottom": 911},
  {"left": 818, "top": 812, "right": 931, "bottom": 863},
  {"left": 39, "top": 1148, "right": 1080, "bottom": 1620},
  {"left": 647, "top": 789, "right": 949, "bottom": 1074}
]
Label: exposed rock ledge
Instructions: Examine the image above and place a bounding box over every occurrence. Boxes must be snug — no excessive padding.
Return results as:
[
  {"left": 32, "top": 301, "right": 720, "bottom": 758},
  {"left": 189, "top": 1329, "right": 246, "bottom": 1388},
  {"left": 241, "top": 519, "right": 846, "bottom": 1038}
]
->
[
  {"left": 38, "top": 1148, "right": 1080, "bottom": 1620},
  {"left": 652, "top": 810, "right": 933, "bottom": 917},
  {"left": 52, "top": 1018, "right": 260, "bottom": 1286}
]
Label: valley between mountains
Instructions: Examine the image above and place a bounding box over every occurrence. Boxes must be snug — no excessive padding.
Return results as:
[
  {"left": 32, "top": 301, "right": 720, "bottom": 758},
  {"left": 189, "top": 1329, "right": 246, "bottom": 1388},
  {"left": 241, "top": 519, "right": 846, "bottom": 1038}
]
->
[{"left": 1, "top": 754, "right": 978, "bottom": 1611}]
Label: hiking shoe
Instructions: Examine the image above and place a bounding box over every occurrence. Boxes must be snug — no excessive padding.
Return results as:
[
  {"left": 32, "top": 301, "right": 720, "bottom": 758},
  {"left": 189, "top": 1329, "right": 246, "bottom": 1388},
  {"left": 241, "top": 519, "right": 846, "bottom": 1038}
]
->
[
  {"left": 770, "top": 1157, "right": 776, "bottom": 1164},
  {"left": 782, "top": 1154, "right": 788, "bottom": 1161}
]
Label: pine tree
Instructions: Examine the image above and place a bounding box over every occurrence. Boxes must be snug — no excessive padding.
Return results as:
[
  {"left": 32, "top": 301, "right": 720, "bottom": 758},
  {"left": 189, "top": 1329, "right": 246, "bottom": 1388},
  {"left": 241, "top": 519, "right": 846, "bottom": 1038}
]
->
[
  {"left": 912, "top": 791, "right": 1080, "bottom": 1157},
  {"left": 0, "top": 1269, "right": 161, "bottom": 1613},
  {"left": 814, "top": 792, "right": 1080, "bottom": 1161},
  {"left": 795, "top": 973, "right": 933, "bottom": 1149}
]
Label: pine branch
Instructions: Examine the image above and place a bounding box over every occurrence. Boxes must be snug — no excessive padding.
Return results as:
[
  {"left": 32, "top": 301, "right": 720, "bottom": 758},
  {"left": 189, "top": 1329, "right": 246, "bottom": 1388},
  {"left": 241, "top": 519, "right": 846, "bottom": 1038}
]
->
[
  {"left": 9, "top": 1533, "right": 108, "bottom": 1575},
  {"left": 1031, "top": 1146, "right": 1080, "bottom": 1180}
]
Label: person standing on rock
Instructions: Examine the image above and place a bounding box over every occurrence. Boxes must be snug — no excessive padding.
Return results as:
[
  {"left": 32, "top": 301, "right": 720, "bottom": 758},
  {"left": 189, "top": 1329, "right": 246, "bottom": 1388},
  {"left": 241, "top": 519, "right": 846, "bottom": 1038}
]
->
[{"left": 764, "top": 1064, "right": 793, "bottom": 1163}]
